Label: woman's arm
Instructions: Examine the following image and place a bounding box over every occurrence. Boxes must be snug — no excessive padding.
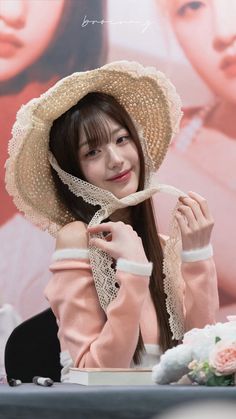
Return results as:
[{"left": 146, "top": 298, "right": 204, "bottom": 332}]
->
[
  {"left": 182, "top": 256, "right": 219, "bottom": 330},
  {"left": 175, "top": 192, "right": 219, "bottom": 329},
  {"left": 45, "top": 257, "right": 150, "bottom": 368},
  {"left": 44, "top": 221, "right": 152, "bottom": 368}
]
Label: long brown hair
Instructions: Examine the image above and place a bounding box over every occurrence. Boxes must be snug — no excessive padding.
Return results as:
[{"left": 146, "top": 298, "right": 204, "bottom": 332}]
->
[{"left": 49, "top": 92, "right": 176, "bottom": 363}]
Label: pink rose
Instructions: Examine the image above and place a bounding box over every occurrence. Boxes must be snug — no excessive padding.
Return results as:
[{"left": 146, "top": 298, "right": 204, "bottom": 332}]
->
[{"left": 209, "top": 341, "right": 236, "bottom": 375}]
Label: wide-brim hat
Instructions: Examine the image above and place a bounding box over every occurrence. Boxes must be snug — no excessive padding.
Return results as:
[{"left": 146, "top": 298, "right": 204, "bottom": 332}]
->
[{"left": 5, "top": 61, "right": 182, "bottom": 235}]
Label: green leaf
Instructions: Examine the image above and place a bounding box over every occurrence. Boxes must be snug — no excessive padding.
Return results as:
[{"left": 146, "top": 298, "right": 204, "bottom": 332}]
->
[
  {"left": 206, "top": 373, "right": 234, "bottom": 386},
  {"left": 215, "top": 336, "right": 221, "bottom": 344}
]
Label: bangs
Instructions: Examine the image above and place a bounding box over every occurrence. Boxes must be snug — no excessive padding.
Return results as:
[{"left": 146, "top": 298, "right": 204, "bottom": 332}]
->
[
  {"left": 79, "top": 108, "right": 114, "bottom": 150},
  {"left": 75, "top": 91, "right": 145, "bottom": 190}
]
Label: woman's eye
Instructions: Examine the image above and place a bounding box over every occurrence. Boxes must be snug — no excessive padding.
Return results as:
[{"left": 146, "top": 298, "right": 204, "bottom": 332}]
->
[
  {"left": 116, "top": 135, "right": 130, "bottom": 145},
  {"left": 177, "top": 1, "right": 205, "bottom": 17},
  {"left": 85, "top": 149, "right": 100, "bottom": 158}
]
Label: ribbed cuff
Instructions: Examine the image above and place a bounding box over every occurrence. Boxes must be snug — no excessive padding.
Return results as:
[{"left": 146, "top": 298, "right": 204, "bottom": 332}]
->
[
  {"left": 116, "top": 258, "right": 153, "bottom": 276},
  {"left": 52, "top": 248, "right": 89, "bottom": 261},
  {"left": 181, "top": 244, "right": 213, "bottom": 262}
]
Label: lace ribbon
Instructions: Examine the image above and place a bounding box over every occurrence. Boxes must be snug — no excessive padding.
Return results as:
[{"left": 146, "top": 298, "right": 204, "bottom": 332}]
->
[{"left": 49, "top": 153, "right": 186, "bottom": 340}]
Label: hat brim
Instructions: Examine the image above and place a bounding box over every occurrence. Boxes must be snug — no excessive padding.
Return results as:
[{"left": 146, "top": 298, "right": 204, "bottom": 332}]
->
[{"left": 5, "top": 61, "right": 182, "bottom": 235}]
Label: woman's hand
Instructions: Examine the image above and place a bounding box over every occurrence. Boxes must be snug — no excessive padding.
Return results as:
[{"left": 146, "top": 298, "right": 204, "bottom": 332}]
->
[
  {"left": 175, "top": 191, "right": 214, "bottom": 251},
  {"left": 87, "top": 221, "right": 148, "bottom": 263}
]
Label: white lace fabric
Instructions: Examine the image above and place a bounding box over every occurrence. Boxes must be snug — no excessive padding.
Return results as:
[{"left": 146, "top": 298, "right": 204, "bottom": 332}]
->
[
  {"left": 50, "top": 153, "right": 186, "bottom": 340},
  {"left": 6, "top": 61, "right": 182, "bottom": 236},
  {"left": 5, "top": 60, "right": 185, "bottom": 340}
]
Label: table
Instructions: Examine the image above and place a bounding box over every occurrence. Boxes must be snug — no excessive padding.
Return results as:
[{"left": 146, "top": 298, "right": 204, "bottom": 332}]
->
[{"left": 0, "top": 383, "right": 235, "bottom": 419}]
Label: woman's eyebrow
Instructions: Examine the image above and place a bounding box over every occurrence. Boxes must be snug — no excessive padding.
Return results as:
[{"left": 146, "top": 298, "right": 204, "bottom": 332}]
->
[
  {"left": 78, "top": 126, "right": 127, "bottom": 149},
  {"left": 111, "top": 126, "right": 128, "bottom": 135},
  {"left": 78, "top": 140, "right": 88, "bottom": 149}
]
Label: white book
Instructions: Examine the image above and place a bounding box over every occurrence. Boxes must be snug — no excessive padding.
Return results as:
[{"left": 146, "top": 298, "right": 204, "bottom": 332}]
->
[{"left": 69, "top": 368, "right": 154, "bottom": 386}]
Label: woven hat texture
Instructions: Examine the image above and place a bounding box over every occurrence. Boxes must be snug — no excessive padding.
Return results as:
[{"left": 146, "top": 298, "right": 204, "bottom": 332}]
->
[{"left": 5, "top": 60, "right": 182, "bottom": 234}]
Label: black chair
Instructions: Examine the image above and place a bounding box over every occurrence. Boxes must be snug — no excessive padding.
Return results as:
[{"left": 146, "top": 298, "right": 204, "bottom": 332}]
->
[{"left": 5, "top": 308, "right": 61, "bottom": 383}]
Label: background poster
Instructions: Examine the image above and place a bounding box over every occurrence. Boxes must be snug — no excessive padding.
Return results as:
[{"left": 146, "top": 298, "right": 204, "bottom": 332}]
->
[{"left": 1, "top": 0, "right": 235, "bottom": 321}]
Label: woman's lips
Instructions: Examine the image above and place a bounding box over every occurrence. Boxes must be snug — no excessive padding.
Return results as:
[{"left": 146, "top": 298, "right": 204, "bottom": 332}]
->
[
  {"left": 108, "top": 169, "right": 132, "bottom": 183},
  {"left": 0, "top": 33, "right": 23, "bottom": 58}
]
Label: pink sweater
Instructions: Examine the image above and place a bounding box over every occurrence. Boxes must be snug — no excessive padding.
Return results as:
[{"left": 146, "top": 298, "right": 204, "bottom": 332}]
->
[{"left": 44, "top": 253, "right": 219, "bottom": 369}]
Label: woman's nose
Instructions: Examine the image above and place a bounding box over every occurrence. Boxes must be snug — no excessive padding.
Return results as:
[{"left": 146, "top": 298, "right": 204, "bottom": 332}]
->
[
  {"left": 212, "top": 0, "right": 236, "bottom": 51},
  {"left": 0, "top": 0, "right": 27, "bottom": 29},
  {"left": 107, "top": 145, "right": 124, "bottom": 169}
]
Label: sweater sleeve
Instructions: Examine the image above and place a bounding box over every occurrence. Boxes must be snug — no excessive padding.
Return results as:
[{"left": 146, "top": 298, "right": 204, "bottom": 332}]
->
[
  {"left": 44, "top": 258, "right": 150, "bottom": 368},
  {"left": 182, "top": 257, "right": 219, "bottom": 330},
  {"left": 159, "top": 234, "right": 219, "bottom": 332}
]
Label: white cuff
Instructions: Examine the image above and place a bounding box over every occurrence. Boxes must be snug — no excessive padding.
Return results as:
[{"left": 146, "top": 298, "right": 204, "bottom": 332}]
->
[
  {"left": 52, "top": 248, "right": 89, "bottom": 261},
  {"left": 116, "top": 258, "right": 153, "bottom": 277},
  {"left": 181, "top": 244, "right": 213, "bottom": 263}
]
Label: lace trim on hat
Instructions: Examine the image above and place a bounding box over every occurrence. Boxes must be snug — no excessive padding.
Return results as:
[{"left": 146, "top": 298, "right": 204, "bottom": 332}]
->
[
  {"left": 6, "top": 61, "right": 182, "bottom": 238},
  {"left": 5, "top": 61, "right": 184, "bottom": 340}
]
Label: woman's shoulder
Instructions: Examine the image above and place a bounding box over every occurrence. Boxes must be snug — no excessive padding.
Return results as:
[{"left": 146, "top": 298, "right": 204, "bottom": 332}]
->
[{"left": 56, "top": 221, "right": 88, "bottom": 249}]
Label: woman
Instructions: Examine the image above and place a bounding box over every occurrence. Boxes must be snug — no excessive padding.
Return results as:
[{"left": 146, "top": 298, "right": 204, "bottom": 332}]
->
[
  {"left": 5, "top": 61, "right": 219, "bottom": 377},
  {"left": 0, "top": 0, "right": 107, "bottom": 319},
  {"left": 156, "top": 0, "right": 236, "bottom": 318}
]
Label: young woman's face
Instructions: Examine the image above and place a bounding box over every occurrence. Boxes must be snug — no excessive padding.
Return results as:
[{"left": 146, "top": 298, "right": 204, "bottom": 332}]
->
[
  {"left": 0, "top": 0, "right": 65, "bottom": 81},
  {"left": 166, "top": 0, "right": 236, "bottom": 103},
  {"left": 78, "top": 118, "right": 140, "bottom": 199}
]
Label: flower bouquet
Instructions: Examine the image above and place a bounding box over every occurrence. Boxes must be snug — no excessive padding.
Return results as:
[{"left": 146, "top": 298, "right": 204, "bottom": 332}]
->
[{"left": 152, "top": 316, "right": 236, "bottom": 386}]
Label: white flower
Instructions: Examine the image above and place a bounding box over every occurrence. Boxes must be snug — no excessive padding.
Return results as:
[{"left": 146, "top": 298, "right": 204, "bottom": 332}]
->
[
  {"left": 184, "top": 322, "right": 236, "bottom": 361},
  {"left": 152, "top": 344, "right": 192, "bottom": 384},
  {"left": 152, "top": 318, "right": 236, "bottom": 385}
]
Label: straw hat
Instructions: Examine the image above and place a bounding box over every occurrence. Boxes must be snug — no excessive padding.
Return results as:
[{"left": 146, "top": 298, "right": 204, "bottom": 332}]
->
[
  {"left": 5, "top": 61, "right": 185, "bottom": 339},
  {"left": 5, "top": 60, "right": 182, "bottom": 234}
]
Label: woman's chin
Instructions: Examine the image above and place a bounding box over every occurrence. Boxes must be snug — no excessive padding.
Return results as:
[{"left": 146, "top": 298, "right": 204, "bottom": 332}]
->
[{"left": 112, "top": 184, "right": 139, "bottom": 199}]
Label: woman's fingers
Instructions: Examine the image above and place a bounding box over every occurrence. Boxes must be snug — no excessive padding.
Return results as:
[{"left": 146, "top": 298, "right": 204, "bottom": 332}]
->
[
  {"left": 177, "top": 204, "right": 199, "bottom": 229},
  {"left": 175, "top": 210, "right": 189, "bottom": 234},
  {"left": 87, "top": 222, "right": 114, "bottom": 234},
  {"left": 179, "top": 196, "right": 204, "bottom": 224},
  {"left": 176, "top": 191, "right": 214, "bottom": 251},
  {"left": 88, "top": 221, "right": 148, "bottom": 263},
  {"left": 187, "top": 191, "right": 212, "bottom": 219},
  {"left": 89, "top": 237, "right": 112, "bottom": 253}
]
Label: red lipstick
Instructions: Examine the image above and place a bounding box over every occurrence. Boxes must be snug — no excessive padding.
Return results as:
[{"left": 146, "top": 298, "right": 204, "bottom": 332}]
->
[
  {"left": 220, "top": 54, "right": 236, "bottom": 77},
  {"left": 0, "top": 33, "right": 23, "bottom": 58},
  {"left": 108, "top": 169, "right": 132, "bottom": 182}
]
